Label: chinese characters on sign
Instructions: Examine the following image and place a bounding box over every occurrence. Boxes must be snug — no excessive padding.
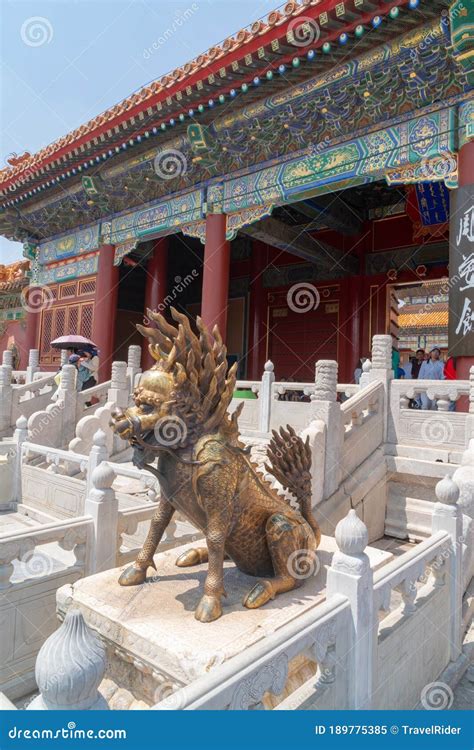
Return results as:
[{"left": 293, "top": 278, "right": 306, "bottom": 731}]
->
[{"left": 449, "top": 186, "right": 474, "bottom": 355}]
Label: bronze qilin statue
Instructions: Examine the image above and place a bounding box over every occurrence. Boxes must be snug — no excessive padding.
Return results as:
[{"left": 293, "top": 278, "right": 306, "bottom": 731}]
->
[{"left": 112, "top": 308, "right": 321, "bottom": 622}]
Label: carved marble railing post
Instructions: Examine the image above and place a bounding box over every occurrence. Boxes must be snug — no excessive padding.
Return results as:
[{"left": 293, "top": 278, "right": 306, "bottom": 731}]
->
[
  {"left": 26, "top": 349, "right": 39, "bottom": 384},
  {"left": 60, "top": 349, "right": 68, "bottom": 366},
  {"left": 327, "top": 510, "right": 374, "bottom": 709},
  {"left": 84, "top": 462, "right": 117, "bottom": 575},
  {"left": 452, "top": 374, "right": 474, "bottom": 590},
  {"left": 107, "top": 361, "right": 129, "bottom": 410},
  {"left": 55, "top": 364, "right": 78, "bottom": 444},
  {"left": 368, "top": 335, "right": 393, "bottom": 442},
  {"left": 468, "top": 366, "right": 474, "bottom": 440},
  {"left": 0, "top": 365, "right": 13, "bottom": 433},
  {"left": 28, "top": 610, "right": 108, "bottom": 710},
  {"left": 311, "top": 360, "right": 342, "bottom": 499},
  {"left": 432, "top": 476, "right": 463, "bottom": 661},
  {"left": 2, "top": 350, "right": 13, "bottom": 368},
  {"left": 258, "top": 360, "right": 275, "bottom": 432},
  {"left": 86, "top": 429, "right": 109, "bottom": 497},
  {"left": 11, "top": 415, "right": 28, "bottom": 504},
  {"left": 127, "top": 344, "right": 142, "bottom": 391},
  {"left": 359, "top": 358, "right": 372, "bottom": 388}
]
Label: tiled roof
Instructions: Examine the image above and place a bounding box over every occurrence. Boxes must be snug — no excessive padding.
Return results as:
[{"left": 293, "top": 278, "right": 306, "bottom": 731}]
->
[
  {"left": 0, "top": 0, "right": 418, "bottom": 196},
  {"left": 0, "top": 260, "right": 29, "bottom": 292},
  {"left": 399, "top": 311, "right": 449, "bottom": 329}
]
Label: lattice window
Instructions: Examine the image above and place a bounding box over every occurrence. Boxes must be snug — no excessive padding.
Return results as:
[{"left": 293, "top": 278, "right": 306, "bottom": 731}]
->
[
  {"left": 80, "top": 303, "right": 94, "bottom": 339},
  {"left": 40, "top": 309, "right": 53, "bottom": 356},
  {"left": 53, "top": 306, "right": 67, "bottom": 342},
  {"left": 68, "top": 306, "right": 79, "bottom": 334},
  {"left": 49, "top": 285, "right": 58, "bottom": 301},
  {"left": 59, "top": 282, "right": 77, "bottom": 299},
  {"left": 78, "top": 278, "right": 96, "bottom": 296}
]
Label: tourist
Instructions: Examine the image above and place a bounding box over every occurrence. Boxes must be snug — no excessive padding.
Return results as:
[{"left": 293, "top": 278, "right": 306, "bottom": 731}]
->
[
  {"left": 405, "top": 349, "right": 425, "bottom": 407},
  {"left": 354, "top": 357, "right": 368, "bottom": 384},
  {"left": 391, "top": 346, "right": 400, "bottom": 375},
  {"left": 406, "top": 348, "right": 425, "bottom": 380},
  {"left": 78, "top": 347, "right": 100, "bottom": 389},
  {"left": 68, "top": 353, "right": 90, "bottom": 391},
  {"left": 419, "top": 346, "right": 445, "bottom": 410},
  {"left": 444, "top": 356, "right": 457, "bottom": 412}
]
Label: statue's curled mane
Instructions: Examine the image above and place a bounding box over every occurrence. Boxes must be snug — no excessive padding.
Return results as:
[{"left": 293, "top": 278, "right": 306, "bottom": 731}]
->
[{"left": 136, "top": 307, "right": 238, "bottom": 447}]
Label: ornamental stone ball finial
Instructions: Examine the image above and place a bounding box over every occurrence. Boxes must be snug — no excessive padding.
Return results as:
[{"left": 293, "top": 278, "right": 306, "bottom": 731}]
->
[
  {"left": 92, "top": 428, "right": 107, "bottom": 447},
  {"left": 91, "top": 462, "right": 115, "bottom": 491},
  {"left": 435, "top": 475, "right": 460, "bottom": 506},
  {"left": 335, "top": 509, "right": 368, "bottom": 555},
  {"left": 15, "top": 414, "right": 28, "bottom": 431},
  {"left": 264, "top": 360, "right": 274, "bottom": 372}
]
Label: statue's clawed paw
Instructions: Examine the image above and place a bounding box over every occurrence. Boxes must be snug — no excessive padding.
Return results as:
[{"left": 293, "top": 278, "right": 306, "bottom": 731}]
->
[
  {"left": 243, "top": 580, "right": 274, "bottom": 609},
  {"left": 194, "top": 594, "right": 223, "bottom": 622}
]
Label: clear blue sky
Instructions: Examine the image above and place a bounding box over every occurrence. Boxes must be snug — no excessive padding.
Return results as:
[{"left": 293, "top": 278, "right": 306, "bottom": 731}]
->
[{"left": 1, "top": 0, "right": 278, "bottom": 264}]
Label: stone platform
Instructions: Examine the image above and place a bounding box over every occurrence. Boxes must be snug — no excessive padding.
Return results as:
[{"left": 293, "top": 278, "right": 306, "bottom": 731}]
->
[{"left": 57, "top": 536, "right": 392, "bottom": 709}]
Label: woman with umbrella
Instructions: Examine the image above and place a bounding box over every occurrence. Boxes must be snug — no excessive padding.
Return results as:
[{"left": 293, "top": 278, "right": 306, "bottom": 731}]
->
[
  {"left": 50, "top": 335, "right": 100, "bottom": 390},
  {"left": 77, "top": 345, "right": 100, "bottom": 389}
]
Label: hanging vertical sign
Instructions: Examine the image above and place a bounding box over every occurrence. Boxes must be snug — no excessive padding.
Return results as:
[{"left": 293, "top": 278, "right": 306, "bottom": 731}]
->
[{"left": 449, "top": 185, "right": 474, "bottom": 356}]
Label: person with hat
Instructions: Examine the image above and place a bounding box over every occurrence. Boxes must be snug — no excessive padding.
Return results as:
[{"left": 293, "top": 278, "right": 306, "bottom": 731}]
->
[
  {"left": 419, "top": 346, "right": 445, "bottom": 410},
  {"left": 68, "top": 353, "right": 90, "bottom": 391}
]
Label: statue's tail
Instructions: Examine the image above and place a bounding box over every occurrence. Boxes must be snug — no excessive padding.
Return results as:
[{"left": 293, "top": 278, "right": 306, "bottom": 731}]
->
[{"left": 265, "top": 425, "right": 321, "bottom": 548}]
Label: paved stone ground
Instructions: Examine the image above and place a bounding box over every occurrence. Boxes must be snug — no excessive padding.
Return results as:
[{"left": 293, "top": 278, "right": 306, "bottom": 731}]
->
[{"left": 450, "top": 670, "right": 474, "bottom": 710}]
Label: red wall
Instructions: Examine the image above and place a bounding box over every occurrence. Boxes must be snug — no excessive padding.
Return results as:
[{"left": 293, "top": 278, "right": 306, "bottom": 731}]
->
[{"left": 0, "top": 319, "right": 29, "bottom": 367}]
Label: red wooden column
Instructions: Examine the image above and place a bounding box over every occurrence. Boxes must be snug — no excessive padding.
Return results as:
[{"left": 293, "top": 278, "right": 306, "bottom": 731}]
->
[
  {"left": 454, "top": 139, "right": 474, "bottom": 381},
  {"left": 92, "top": 244, "right": 119, "bottom": 382},
  {"left": 201, "top": 213, "right": 230, "bottom": 339},
  {"left": 247, "top": 241, "right": 268, "bottom": 379},
  {"left": 338, "top": 276, "right": 362, "bottom": 383},
  {"left": 142, "top": 237, "right": 168, "bottom": 369},
  {"left": 24, "top": 305, "right": 39, "bottom": 355}
]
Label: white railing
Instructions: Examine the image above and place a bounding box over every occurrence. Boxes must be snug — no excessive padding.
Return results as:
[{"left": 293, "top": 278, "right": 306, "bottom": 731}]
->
[
  {"left": 0, "top": 444, "right": 198, "bottom": 699},
  {"left": 3, "top": 373, "right": 56, "bottom": 432},
  {"left": 21, "top": 347, "right": 142, "bottom": 450},
  {"left": 75, "top": 380, "right": 111, "bottom": 418},
  {"left": 340, "top": 380, "right": 384, "bottom": 480},
  {"left": 153, "top": 476, "right": 462, "bottom": 711},
  {"left": 0, "top": 515, "right": 93, "bottom": 699},
  {"left": 388, "top": 378, "right": 471, "bottom": 451},
  {"left": 372, "top": 529, "right": 454, "bottom": 709},
  {"left": 106, "top": 460, "right": 159, "bottom": 501},
  {"left": 231, "top": 365, "right": 360, "bottom": 437},
  {"left": 157, "top": 595, "right": 351, "bottom": 710}
]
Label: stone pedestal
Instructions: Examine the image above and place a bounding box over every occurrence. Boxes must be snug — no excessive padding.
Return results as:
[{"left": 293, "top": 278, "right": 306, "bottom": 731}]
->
[{"left": 56, "top": 537, "right": 392, "bottom": 709}]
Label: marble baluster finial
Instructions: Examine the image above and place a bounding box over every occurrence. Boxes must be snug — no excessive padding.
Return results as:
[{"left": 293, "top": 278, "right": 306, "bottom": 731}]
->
[{"left": 28, "top": 610, "right": 108, "bottom": 710}]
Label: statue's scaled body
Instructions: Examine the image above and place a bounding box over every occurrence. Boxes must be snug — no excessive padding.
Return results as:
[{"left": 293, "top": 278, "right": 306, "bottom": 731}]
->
[{"left": 112, "top": 308, "right": 321, "bottom": 622}]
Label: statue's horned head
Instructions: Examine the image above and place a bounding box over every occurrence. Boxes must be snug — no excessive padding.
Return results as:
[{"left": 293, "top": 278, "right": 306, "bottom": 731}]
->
[
  {"left": 110, "top": 307, "right": 238, "bottom": 450},
  {"left": 111, "top": 369, "right": 174, "bottom": 442}
]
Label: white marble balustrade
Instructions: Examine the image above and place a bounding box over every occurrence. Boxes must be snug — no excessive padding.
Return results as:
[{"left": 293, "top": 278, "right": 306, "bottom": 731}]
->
[{"left": 153, "top": 476, "right": 463, "bottom": 712}]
